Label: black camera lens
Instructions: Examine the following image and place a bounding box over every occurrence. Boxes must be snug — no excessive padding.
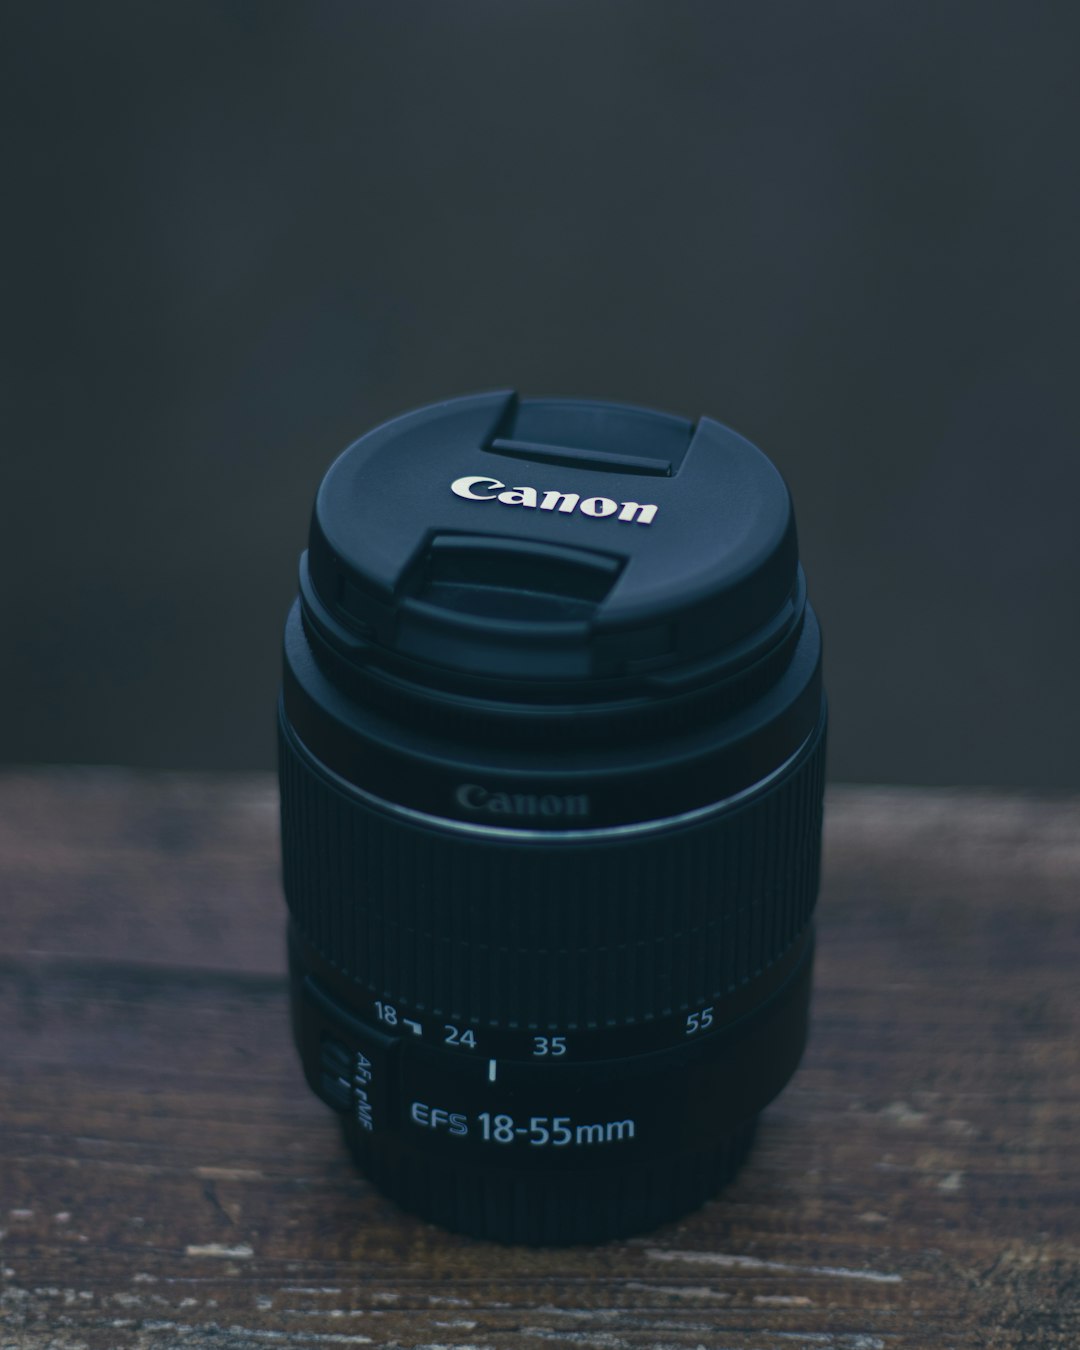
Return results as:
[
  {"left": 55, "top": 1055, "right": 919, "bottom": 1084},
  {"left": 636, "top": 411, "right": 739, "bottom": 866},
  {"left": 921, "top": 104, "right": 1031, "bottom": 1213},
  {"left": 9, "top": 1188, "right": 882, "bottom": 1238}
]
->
[{"left": 278, "top": 391, "right": 826, "bottom": 1245}]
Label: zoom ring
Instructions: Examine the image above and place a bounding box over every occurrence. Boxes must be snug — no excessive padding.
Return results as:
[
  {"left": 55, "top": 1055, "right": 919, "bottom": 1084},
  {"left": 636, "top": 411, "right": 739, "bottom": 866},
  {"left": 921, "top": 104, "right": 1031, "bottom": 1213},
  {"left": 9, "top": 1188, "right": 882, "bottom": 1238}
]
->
[{"left": 278, "top": 708, "right": 826, "bottom": 1030}]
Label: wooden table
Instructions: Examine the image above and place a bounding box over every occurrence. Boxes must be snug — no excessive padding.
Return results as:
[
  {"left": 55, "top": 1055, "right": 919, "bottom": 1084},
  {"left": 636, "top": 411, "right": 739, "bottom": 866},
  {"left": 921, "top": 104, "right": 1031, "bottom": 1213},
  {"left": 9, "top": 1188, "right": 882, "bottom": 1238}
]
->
[{"left": 1, "top": 771, "right": 1077, "bottom": 1349}]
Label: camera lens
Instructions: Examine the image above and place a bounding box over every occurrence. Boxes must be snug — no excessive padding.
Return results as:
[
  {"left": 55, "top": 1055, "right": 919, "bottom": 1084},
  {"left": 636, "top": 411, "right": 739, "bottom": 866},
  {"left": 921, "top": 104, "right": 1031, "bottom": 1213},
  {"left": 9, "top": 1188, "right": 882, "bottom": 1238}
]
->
[{"left": 278, "top": 391, "right": 826, "bottom": 1245}]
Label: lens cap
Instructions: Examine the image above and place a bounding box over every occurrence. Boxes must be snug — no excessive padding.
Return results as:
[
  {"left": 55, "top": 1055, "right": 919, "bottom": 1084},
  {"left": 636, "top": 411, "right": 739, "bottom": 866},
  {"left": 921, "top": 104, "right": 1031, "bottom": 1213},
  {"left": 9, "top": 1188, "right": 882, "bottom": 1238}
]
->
[{"left": 305, "top": 392, "right": 801, "bottom": 687}]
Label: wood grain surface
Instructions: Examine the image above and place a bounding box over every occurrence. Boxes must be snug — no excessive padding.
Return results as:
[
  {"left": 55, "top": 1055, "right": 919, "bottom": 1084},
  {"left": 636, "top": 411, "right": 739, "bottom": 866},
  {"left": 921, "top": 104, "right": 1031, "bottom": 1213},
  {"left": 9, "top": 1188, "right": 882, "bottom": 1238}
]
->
[{"left": 0, "top": 770, "right": 1077, "bottom": 1349}]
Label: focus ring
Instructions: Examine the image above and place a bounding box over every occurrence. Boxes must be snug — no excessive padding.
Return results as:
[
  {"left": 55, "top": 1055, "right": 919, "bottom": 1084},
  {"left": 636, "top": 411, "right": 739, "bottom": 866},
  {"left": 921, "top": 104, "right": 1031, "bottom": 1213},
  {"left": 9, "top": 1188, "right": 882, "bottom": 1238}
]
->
[{"left": 278, "top": 704, "right": 826, "bottom": 1030}]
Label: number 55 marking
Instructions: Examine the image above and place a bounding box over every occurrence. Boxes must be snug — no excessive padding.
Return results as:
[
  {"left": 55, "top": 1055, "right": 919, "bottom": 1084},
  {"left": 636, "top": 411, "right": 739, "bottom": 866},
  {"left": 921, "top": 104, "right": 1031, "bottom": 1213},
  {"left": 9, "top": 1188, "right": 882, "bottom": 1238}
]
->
[{"left": 685, "top": 1006, "right": 714, "bottom": 1035}]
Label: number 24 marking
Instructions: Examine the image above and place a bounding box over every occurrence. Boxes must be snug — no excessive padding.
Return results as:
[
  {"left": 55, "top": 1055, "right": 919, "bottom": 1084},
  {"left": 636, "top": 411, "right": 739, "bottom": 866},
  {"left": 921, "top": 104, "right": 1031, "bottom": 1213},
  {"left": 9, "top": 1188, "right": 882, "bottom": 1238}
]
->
[{"left": 444, "top": 1024, "right": 477, "bottom": 1049}]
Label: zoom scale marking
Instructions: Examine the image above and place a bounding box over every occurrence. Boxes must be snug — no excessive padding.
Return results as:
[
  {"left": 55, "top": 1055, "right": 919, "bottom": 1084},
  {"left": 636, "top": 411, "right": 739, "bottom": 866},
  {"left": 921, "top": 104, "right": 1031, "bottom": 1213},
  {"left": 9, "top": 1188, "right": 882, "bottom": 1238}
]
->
[{"left": 291, "top": 915, "right": 815, "bottom": 1173}]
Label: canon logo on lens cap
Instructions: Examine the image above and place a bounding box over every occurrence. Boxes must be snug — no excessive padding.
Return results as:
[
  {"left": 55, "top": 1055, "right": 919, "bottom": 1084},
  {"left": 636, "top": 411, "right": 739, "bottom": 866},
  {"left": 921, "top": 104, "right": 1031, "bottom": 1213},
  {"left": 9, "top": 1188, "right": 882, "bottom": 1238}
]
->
[{"left": 450, "top": 474, "right": 659, "bottom": 525}]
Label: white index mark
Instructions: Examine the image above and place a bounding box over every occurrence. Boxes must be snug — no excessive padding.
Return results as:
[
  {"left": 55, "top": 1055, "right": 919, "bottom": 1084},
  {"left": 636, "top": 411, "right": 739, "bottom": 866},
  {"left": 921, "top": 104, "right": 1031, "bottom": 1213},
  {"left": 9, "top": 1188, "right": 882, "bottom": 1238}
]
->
[
  {"left": 488, "top": 1059, "right": 497, "bottom": 1082},
  {"left": 402, "top": 1019, "right": 423, "bottom": 1036}
]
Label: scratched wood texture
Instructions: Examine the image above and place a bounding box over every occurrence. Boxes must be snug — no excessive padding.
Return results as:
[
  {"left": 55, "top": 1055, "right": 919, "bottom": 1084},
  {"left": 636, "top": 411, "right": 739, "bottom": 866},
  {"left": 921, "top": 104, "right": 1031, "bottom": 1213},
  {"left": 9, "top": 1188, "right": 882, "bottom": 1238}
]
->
[{"left": 0, "top": 770, "right": 1077, "bottom": 1350}]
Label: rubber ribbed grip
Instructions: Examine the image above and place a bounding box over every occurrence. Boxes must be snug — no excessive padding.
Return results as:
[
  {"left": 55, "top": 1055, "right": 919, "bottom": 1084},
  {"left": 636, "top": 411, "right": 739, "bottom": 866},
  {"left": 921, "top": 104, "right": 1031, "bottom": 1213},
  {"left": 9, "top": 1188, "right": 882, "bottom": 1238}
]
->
[{"left": 278, "top": 711, "right": 826, "bottom": 1030}]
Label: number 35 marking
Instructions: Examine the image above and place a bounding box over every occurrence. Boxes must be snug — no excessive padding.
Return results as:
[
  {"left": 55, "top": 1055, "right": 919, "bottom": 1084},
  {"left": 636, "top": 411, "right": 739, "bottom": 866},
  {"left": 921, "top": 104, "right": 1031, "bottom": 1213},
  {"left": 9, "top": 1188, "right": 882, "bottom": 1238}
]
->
[{"left": 532, "top": 1035, "right": 567, "bottom": 1056}]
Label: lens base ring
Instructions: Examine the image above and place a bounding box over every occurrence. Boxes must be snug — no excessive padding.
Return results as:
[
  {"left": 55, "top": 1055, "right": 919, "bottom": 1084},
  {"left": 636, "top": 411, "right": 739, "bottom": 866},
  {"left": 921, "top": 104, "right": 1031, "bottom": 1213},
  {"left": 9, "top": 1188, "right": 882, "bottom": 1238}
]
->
[{"left": 343, "top": 1111, "right": 759, "bottom": 1246}]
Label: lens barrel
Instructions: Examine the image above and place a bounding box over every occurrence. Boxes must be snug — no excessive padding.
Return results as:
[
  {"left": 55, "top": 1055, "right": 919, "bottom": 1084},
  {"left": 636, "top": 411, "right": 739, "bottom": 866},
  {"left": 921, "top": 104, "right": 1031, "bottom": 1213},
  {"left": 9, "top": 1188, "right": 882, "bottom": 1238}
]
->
[{"left": 278, "top": 392, "right": 826, "bottom": 1245}]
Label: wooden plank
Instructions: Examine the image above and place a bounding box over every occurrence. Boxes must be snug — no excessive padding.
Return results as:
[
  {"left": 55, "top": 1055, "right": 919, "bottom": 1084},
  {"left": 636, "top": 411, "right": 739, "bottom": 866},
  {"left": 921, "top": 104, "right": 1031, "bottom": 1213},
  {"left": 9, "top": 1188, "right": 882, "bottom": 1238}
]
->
[
  {"left": 1, "top": 771, "right": 1077, "bottom": 1348},
  {"left": 0, "top": 769, "right": 282, "bottom": 974}
]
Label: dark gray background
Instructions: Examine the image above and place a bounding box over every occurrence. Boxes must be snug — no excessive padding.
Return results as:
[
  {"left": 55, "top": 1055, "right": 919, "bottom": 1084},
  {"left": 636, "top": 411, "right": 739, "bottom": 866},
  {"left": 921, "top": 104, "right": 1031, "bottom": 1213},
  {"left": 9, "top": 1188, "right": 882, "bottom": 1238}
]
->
[{"left": 3, "top": 2, "right": 1077, "bottom": 786}]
